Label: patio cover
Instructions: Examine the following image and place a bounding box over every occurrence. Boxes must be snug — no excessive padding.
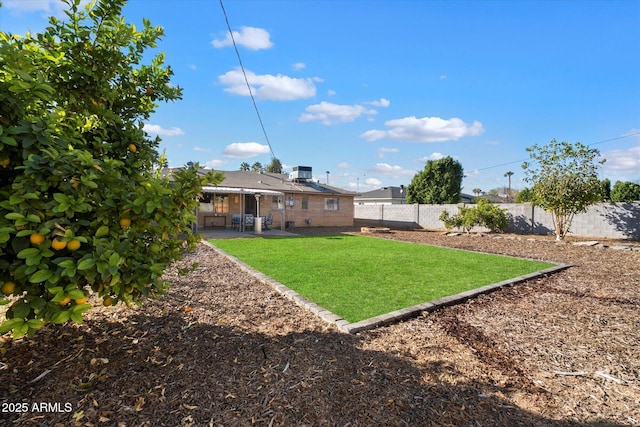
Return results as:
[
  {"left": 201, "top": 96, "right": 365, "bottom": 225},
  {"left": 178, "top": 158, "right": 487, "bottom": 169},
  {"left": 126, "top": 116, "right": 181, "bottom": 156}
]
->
[
  {"left": 201, "top": 186, "right": 284, "bottom": 232},
  {"left": 201, "top": 186, "right": 284, "bottom": 196}
]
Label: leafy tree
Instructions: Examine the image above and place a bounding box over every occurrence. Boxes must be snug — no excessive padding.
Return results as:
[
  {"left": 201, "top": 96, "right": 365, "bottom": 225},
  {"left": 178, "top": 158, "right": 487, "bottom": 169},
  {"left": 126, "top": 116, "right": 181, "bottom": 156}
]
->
[
  {"left": 406, "top": 156, "right": 463, "bottom": 204},
  {"left": 239, "top": 162, "right": 250, "bottom": 171},
  {"left": 515, "top": 187, "right": 534, "bottom": 203},
  {"left": 439, "top": 198, "right": 507, "bottom": 233},
  {"left": 610, "top": 181, "right": 640, "bottom": 202},
  {"left": 599, "top": 178, "right": 611, "bottom": 201},
  {"left": 251, "top": 162, "right": 263, "bottom": 173},
  {"left": 264, "top": 157, "right": 283, "bottom": 174},
  {"left": 522, "top": 139, "right": 604, "bottom": 240},
  {"left": 0, "top": 0, "right": 221, "bottom": 338}
]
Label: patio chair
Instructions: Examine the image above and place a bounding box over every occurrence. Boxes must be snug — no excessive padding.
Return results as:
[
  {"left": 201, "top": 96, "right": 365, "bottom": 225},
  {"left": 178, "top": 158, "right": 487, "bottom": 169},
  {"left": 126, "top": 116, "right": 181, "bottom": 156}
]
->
[
  {"left": 264, "top": 213, "right": 273, "bottom": 230},
  {"left": 244, "top": 214, "right": 254, "bottom": 231},
  {"left": 231, "top": 214, "right": 241, "bottom": 230}
]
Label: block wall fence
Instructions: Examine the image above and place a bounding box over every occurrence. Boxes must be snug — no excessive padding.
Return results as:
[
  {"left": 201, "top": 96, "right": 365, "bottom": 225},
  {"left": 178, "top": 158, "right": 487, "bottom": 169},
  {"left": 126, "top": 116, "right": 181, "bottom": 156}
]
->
[{"left": 354, "top": 202, "right": 640, "bottom": 240}]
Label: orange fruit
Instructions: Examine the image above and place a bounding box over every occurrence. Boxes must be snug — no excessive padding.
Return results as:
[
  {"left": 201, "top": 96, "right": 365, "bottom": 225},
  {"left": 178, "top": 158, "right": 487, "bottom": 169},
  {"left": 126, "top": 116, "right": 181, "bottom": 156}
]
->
[
  {"left": 30, "top": 233, "right": 45, "bottom": 245},
  {"left": 74, "top": 296, "right": 88, "bottom": 304},
  {"left": 51, "top": 238, "right": 67, "bottom": 250},
  {"left": 67, "top": 239, "right": 81, "bottom": 251},
  {"left": 128, "top": 144, "right": 137, "bottom": 153},
  {"left": 58, "top": 296, "right": 71, "bottom": 305},
  {"left": 120, "top": 218, "right": 131, "bottom": 228},
  {"left": 1, "top": 281, "right": 16, "bottom": 295},
  {"left": 102, "top": 296, "right": 114, "bottom": 307}
]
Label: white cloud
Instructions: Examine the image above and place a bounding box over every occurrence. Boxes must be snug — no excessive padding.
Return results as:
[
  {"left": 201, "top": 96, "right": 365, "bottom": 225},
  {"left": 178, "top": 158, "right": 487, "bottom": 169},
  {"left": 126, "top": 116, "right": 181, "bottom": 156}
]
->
[
  {"left": 218, "top": 68, "right": 318, "bottom": 101},
  {"left": 360, "top": 116, "right": 484, "bottom": 143},
  {"left": 368, "top": 98, "right": 390, "bottom": 107},
  {"left": 193, "top": 146, "right": 212, "bottom": 153},
  {"left": 327, "top": 90, "right": 336, "bottom": 96},
  {"left": 364, "top": 177, "right": 383, "bottom": 187},
  {"left": 418, "top": 152, "right": 445, "bottom": 162},
  {"left": 292, "top": 62, "right": 306, "bottom": 70},
  {"left": 204, "top": 159, "right": 225, "bottom": 169},
  {"left": 143, "top": 124, "right": 185, "bottom": 136},
  {"left": 601, "top": 145, "right": 640, "bottom": 178},
  {"left": 299, "top": 101, "right": 376, "bottom": 125},
  {"left": 440, "top": 75, "right": 448, "bottom": 80},
  {"left": 189, "top": 64, "right": 197, "bottom": 71},
  {"left": 222, "top": 142, "right": 270, "bottom": 158},
  {"left": 370, "top": 163, "right": 416, "bottom": 177},
  {"left": 337, "top": 162, "right": 350, "bottom": 169},
  {"left": 377, "top": 147, "right": 399, "bottom": 158},
  {"left": 211, "top": 26, "right": 273, "bottom": 51}
]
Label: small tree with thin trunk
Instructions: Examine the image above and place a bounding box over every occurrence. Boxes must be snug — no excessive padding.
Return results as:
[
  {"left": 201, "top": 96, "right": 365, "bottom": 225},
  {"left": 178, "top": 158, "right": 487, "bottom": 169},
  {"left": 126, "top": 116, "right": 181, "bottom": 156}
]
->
[{"left": 522, "top": 139, "right": 604, "bottom": 240}]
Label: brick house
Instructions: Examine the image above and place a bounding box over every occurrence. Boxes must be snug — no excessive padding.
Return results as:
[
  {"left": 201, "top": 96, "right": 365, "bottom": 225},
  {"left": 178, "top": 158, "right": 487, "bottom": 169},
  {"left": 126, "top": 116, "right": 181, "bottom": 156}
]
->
[{"left": 194, "top": 166, "right": 355, "bottom": 230}]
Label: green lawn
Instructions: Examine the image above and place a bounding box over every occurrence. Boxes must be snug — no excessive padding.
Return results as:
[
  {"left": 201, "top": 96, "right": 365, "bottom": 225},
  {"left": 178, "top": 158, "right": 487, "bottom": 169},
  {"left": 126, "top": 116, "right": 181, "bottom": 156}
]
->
[{"left": 210, "top": 235, "right": 554, "bottom": 323}]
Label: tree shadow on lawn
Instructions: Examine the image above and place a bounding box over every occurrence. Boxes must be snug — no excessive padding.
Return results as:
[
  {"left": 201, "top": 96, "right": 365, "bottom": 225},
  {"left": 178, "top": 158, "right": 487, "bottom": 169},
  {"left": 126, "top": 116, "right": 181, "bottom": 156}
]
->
[{"left": 0, "top": 312, "right": 625, "bottom": 427}]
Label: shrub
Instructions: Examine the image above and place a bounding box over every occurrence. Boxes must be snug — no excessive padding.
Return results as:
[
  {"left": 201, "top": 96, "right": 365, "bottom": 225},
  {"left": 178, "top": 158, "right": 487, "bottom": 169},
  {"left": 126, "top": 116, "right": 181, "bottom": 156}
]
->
[{"left": 439, "top": 198, "right": 507, "bottom": 233}]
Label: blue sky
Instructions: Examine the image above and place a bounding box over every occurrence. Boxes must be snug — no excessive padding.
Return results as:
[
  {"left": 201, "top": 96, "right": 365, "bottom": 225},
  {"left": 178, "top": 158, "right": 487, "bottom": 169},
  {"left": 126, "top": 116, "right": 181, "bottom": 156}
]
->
[{"left": 2, "top": 0, "right": 639, "bottom": 194}]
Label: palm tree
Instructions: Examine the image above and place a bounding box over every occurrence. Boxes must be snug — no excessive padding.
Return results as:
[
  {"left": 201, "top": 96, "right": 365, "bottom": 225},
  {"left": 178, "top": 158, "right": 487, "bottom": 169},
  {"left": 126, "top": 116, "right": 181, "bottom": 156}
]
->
[
  {"left": 504, "top": 171, "right": 514, "bottom": 202},
  {"left": 239, "top": 162, "right": 250, "bottom": 171},
  {"left": 472, "top": 188, "right": 482, "bottom": 199}
]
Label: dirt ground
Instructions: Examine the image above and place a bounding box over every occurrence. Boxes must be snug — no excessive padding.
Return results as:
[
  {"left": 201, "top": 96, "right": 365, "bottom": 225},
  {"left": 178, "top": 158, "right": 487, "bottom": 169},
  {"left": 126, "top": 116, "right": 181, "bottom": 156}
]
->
[{"left": 1, "top": 228, "right": 639, "bottom": 426}]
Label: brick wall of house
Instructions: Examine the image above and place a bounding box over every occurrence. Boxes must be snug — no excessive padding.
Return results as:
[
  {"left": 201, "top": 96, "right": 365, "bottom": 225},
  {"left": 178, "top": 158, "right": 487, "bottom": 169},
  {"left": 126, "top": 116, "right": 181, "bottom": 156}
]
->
[
  {"left": 280, "top": 193, "right": 354, "bottom": 228},
  {"left": 196, "top": 192, "right": 354, "bottom": 229}
]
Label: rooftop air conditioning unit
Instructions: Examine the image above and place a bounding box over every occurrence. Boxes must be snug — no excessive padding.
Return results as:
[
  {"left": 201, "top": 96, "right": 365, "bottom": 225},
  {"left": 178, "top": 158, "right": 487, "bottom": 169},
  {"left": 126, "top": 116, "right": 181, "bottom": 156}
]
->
[{"left": 289, "top": 166, "right": 312, "bottom": 181}]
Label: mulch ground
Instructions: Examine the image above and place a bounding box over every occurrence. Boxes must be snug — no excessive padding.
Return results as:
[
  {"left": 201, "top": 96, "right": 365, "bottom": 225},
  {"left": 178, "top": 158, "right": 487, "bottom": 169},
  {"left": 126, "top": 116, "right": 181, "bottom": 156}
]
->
[{"left": 1, "top": 228, "right": 639, "bottom": 426}]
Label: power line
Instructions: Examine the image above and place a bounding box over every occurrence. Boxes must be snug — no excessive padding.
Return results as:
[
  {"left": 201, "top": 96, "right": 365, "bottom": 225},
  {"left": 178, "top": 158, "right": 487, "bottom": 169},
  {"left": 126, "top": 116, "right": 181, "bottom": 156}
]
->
[
  {"left": 475, "top": 131, "right": 640, "bottom": 172},
  {"left": 218, "top": 0, "right": 276, "bottom": 160}
]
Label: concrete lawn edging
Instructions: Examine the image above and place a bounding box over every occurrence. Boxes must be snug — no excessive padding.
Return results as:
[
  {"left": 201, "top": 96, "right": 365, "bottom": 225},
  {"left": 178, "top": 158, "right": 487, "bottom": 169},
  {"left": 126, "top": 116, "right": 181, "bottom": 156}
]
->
[{"left": 203, "top": 240, "right": 570, "bottom": 334}]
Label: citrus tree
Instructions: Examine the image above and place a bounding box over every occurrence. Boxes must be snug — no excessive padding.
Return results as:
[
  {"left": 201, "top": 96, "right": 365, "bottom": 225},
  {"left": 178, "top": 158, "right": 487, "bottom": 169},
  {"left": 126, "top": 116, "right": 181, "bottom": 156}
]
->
[
  {"left": 522, "top": 139, "right": 604, "bottom": 240},
  {"left": 0, "top": 0, "right": 222, "bottom": 338}
]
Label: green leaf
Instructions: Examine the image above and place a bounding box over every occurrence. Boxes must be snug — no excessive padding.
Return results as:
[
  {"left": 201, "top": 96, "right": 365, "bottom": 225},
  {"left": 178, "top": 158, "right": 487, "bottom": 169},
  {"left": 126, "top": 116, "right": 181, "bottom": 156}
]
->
[
  {"left": 0, "top": 318, "right": 25, "bottom": 334},
  {"left": 108, "top": 252, "right": 120, "bottom": 267},
  {"left": 26, "top": 319, "right": 45, "bottom": 329},
  {"left": 5, "top": 212, "right": 24, "bottom": 220},
  {"left": 67, "top": 289, "right": 85, "bottom": 299},
  {"left": 13, "top": 322, "right": 29, "bottom": 339},
  {"left": 29, "top": 269, "right": 53, "bottom": 283},
  {"left": 95, "top": 225, "right": 109, "bottom": 237},
  {"left": 26, "top": 214, "right": 42, "bottom": 223},
  {"left": 0, "top": 136, "right": 17, "bottom": 146},
  {"left": 77, "top": 258, "right": 96, "bottom": 271},
  {"left": 70, "top": 303, "right": 91, "bottom": 315},
  {"left": 70, "top": 311, "right": 84, "bottom": 324},
  {"left": 51, "top": 310, "right": 70, "bottom": 324},
  {"left": 17, "top": 247, "right": 40, "bottom": 259},
  {"left": 13, "top": 301, "right": 31, "bottom": 318}
]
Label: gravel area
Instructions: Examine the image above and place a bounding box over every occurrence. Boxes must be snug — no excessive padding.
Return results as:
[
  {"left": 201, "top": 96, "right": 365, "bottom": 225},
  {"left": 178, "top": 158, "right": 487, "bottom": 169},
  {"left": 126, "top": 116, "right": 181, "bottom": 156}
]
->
[{"left": 1, "top": 228, "right": 638, "bottom": 426}]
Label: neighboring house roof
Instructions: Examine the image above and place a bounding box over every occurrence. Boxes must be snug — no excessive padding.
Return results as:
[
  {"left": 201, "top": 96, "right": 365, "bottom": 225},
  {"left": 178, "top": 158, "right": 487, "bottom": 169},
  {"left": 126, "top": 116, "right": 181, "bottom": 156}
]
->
[
  {"left": 194, "top": 169, "right": 355, "bottom": 196},
  {"left": 354, "top": 186, "right": 406, "bottom": 203}
]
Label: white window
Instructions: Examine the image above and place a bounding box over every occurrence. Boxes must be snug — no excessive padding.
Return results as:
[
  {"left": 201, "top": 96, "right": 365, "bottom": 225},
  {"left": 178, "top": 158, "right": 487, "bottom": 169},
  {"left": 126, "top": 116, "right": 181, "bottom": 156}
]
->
[
  {"left": 272, "top": 195, "right": 283, "bottom": 209},
  {"left": 324, "top": 198, "right": 339, "bottom": 211}
]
